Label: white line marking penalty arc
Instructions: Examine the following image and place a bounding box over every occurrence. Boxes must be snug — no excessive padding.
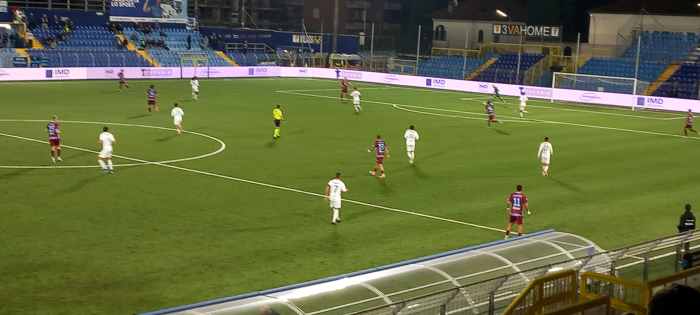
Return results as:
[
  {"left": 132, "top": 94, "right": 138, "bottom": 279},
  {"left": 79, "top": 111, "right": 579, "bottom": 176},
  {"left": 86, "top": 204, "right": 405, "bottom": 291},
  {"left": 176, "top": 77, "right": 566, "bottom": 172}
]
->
[
  {"left": 0, "top": 119, "right": 226, "bottom": 168},
  {"left": 0, "top": 125, "right": 505, "bottom": 233}
]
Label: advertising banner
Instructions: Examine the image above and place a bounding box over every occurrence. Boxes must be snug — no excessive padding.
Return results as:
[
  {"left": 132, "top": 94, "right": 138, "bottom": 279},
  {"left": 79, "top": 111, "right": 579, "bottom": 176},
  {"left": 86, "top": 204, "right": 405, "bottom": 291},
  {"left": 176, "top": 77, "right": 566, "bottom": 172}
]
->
[
  {"left": 1, "top": 66, "right": 699, "bottom": 113},
  {"left": 109, "top": 0, "right": 188, "bottom": 23}
]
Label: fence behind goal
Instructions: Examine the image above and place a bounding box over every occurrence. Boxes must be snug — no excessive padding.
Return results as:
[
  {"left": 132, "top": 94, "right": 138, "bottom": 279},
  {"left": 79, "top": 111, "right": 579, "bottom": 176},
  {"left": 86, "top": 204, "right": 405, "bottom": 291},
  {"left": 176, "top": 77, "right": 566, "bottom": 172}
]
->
[{"left": 552, "top": 72, "right": 649, "bottom": 96}]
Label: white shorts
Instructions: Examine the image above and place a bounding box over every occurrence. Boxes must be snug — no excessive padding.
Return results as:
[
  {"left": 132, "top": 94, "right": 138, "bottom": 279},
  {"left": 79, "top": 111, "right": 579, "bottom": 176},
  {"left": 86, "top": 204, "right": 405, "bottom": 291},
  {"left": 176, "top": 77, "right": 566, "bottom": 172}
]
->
[
  {"left": 329, "top": 199, "right": 342, "bottom": 209},
  {"left": 406, "top": 144, "right": 415, "bottom": 152},
  {"left": 174, "top": 117, "right": 183, "bottom": 125},
  {"left": 353, "top": 101, "right": 360, "bottom": 106},
  {"left": 520, "top": 102, "right": 526, "bottom": 109},
  {"left": 192, "top": 88, "right": 199, "bottom": 93},
  {"left": 99, "top": 148, "right": 113, "bottom": 159},
  {"left": 540, "top": 155, "right": 550, "bottom": 165}
]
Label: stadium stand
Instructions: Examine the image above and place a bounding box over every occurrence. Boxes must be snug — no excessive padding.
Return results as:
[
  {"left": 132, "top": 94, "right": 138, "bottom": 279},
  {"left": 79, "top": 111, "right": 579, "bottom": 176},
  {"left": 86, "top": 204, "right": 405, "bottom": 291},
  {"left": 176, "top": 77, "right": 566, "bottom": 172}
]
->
[
  {"left": 577, "top": 31, "right": 699, "bottom": 95},
  {"left": 653, "top": 63, "right": 700, "bottom": 99},
  {"left": 474, "top": 53, "right": 544, "bottom": 84},
  {"left": 227, "top": 51, "right": 277, "bottom": 66},
  {"left": 0, "top": 48, "right": 16, "bottom": 67},
  {"left": 122, "top": 24, "right": 230, "bottom": 67},
  {"left": 417, "top": 55, "right": 484, "bottom": 80}
]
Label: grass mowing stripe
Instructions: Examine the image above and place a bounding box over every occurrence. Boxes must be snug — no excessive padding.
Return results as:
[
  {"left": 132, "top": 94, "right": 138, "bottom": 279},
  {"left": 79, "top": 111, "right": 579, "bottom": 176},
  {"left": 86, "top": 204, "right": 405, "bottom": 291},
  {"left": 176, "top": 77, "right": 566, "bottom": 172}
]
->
[
  {"left": 278, "top": 90, "right": 700, "bottom": 141},
  {"left": 0, "top": 131, "right": 506, "bottom": 234}
]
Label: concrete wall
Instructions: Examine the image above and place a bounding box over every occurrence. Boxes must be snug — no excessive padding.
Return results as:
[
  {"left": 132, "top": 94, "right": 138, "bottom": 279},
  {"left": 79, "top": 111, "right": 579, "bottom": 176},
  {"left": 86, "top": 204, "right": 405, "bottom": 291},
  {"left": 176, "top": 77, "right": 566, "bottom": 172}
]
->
[
  {"left": 589, "top": 13, "right": 700, "bottom": 47},
  {"left": 432, "top": 19, "right": 499, "bottom": 50}
]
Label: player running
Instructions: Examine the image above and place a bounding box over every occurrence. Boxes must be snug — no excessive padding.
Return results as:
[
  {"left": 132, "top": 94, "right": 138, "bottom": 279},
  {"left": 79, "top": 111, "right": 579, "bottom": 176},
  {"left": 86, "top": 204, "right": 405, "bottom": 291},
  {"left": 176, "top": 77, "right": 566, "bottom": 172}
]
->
[
  {"left": 97, "top": 127, "right": 116, "bottom": 174},
  {"left": 191, "top": 76, "right": 200, "bottom": 101},
  {"left": 369, "top": 135, "right": 389, "bottom": 178},
  {"left": 505, "top": 184, "right": 530, "bottom": 239},
  {"left": 485, "top": 98, "right": 499, "bottom": 126},
  {"left": 272, "top": 105, "right": 284, "bottom": 140},
  {"left": 518, "top": 87, "right": 528, "bottom": 118},
  {"left": 683, "top": 109, "right": 698, "bottom": 136},
  {"left": 350, "top": 87, "right": 362, "bottom": 113},
  {"left": 404, "top": 125, "right": 420, "bottom": 164},
  {"left": 146, "top": 85, "right": 159, "bottom": 112},
  {"left": 537, "top": 137, "right": 554, "bottom": 176},
  {"left": 171, "top": 103, "right": 184, "bottom": 135},
  {"left": 118, "top": 69, "right": 128, "bottom": 90},
  {"left": 340, "top": 77, "right": 351, "bottom": 102},
  {"left": 325, "top": 172, "right": 348, "bottom": 225},
  {"left": 493, "top": 84, "right": 504, "bottom": 102},
  {"left": 47, "top": 115, "right": 62, "bottom": 163}
]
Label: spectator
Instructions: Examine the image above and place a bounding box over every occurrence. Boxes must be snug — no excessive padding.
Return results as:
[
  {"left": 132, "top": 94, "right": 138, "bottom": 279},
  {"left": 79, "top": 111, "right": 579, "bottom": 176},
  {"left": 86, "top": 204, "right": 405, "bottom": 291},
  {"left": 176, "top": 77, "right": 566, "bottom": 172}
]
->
[
  {"left": 678, "top": 203, "right": 696, "bottom": 252},
  {"left": 186, "top": 34, "right": 191, "bottom": 50},
  {"left": 648, "top": 284, "right": 700, "bottom": 315},
  {"left": 41, "top": 14, "right": 49, "bottom": 30}
]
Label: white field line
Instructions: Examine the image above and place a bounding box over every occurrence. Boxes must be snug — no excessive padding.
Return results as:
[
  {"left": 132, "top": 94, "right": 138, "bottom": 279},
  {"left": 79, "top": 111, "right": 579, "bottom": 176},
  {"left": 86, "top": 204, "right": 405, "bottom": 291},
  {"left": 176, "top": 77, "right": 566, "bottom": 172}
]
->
[
  {"left": 0, "top": 119, "right": 226, "bottom": 169},
  {"left": 278, "top": 91, "right": 700, "bottom": 141},
  {"left": 0, "top": 130, "right": 505, "bottom": 234}
]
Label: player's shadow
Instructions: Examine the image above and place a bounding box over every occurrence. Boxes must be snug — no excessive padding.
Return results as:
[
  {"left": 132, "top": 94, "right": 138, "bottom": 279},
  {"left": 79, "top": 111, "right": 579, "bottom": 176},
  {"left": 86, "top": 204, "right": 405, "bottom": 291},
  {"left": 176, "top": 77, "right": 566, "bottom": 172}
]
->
[
  {"left": 376, "top": 179, "right": 394, "bottom": 195},
  {"left": 410, "top": 164, "right": 430, "bottom": 179},
  {"left": 265, "top": 140, "right": 277, "bottom": 148},
  {"left": 492, "top": 128, "right": 511, "bottom": 136},
  {"left": 0, "top": 168, "right": 34, "bottom": 180},
  {"left": 127, "top": 114, "right": 150, "bottom": 120},
  {"left": 549, "top": 177, "right": 582, "bottom": 193},
  {"left": 58, "top": 173, "right": 104, "bottom": 195},
  {"left": 156, "top": 134, "right": 178, "bottom": 142},
  {"left": 344, "top": 207, "right": 377, "bottom": 222}
]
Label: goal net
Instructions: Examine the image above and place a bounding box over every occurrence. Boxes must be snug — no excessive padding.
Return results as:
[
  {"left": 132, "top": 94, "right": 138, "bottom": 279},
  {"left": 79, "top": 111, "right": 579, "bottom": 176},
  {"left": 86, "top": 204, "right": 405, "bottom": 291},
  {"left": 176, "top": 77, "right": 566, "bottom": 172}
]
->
[
  {"left": 552, "top": 72, "right": 649, "bottom": 96},
  {"left": 179, "top": 52, "right": 210, "bottom": 78}
]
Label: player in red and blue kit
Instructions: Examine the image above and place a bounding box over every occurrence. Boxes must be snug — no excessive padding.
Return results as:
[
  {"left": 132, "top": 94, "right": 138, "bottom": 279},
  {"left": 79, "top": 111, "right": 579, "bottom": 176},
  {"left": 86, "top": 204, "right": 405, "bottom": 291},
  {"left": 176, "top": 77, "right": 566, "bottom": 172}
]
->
[
  {"left": 683, "top": 109, "right": 697, "bottom": 136},
  {"left": 369, "top": 135, "right": 389, "bottom": 178},
  {"left": 340, "top": 77, "right": 351, "bottom": 102},
  {"left": 118, "top": 70, "right": 128, "bottom": 90},
  {"left": 147, "top": 85, "right": 159, "bottom": 112},
  {"left": 47, "top": 115, "right": 62, "bottom": 163},
  {"left": 505, "top": 185, "right": 529, "bottom": 239}
]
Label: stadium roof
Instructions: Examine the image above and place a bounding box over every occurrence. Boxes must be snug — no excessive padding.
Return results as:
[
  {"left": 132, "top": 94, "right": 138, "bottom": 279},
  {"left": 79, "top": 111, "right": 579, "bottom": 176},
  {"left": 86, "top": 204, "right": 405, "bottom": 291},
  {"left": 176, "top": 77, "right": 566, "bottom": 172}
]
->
[
  {"left": 432, "top": 0, "right": 528, "bottom": 22},
  {"left": 590, "top": 0, "right": 700, "bottom": 16}
]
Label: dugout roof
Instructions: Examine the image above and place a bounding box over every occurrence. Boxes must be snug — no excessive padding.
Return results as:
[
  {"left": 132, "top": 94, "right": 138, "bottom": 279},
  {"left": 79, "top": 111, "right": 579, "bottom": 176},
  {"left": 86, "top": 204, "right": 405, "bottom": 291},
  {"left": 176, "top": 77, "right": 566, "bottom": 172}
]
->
[{"left": 142, "top": 230, "right": 608, "bottom": 315}]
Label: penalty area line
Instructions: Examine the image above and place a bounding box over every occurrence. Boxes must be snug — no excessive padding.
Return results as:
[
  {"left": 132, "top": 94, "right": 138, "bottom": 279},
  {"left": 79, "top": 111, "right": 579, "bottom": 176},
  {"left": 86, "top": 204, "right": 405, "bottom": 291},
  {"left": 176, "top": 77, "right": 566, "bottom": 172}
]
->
[{"left": 0, "top": 131, "right": 505, "bottom": 234}]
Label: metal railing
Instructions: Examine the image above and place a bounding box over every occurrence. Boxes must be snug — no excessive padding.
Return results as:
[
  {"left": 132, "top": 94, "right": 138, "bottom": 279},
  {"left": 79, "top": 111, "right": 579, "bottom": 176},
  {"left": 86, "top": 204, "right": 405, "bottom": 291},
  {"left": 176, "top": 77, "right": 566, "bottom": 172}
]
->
[
  {"left": 8, "top": 0, "right": 107, "bottom": 11},
  {"left": 347, "top": 231, "right": 700, "bottom": 315}
]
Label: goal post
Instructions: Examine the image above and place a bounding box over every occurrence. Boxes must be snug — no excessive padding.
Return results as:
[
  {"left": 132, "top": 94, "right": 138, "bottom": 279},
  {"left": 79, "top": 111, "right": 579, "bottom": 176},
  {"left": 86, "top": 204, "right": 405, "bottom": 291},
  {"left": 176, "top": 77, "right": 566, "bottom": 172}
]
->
[
  {"left": 179, "top": 52, "right": 210, "bottom": 79},
  {"left": 551, "top": 72, "right": 650, "bottom": 110}
]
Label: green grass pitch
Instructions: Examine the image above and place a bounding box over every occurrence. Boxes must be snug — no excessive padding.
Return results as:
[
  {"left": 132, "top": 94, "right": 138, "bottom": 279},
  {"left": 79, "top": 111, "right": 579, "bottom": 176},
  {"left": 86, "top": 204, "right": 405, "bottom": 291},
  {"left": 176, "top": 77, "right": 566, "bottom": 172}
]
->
[{"left": 1, "top": 77, "right": 697, "bottom": 314}]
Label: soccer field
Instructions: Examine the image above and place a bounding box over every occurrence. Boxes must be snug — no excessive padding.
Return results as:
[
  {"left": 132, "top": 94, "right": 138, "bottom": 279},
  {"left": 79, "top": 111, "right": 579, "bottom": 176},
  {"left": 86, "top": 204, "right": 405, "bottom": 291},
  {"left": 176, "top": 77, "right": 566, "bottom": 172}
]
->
[{"left": 1, "top": 77, "right": 697, "bottom": 314}]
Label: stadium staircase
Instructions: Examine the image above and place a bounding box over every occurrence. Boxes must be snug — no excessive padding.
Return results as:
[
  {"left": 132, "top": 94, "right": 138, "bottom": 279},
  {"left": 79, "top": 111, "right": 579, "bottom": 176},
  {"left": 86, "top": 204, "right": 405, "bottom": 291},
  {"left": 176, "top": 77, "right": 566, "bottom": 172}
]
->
[
  {"left": 466, "top": 56, "right": 497, "bottom": 80},
  {"left": 473, "top": 53, "right": 544, "bottom": 84},
  {"left": 116, "top": 34, "right": 160, "bottom": 67},
  {"left": 216, "top": 51, "right": 238, "bottom": 66},
  {"left": 645, "top": 63, "right": 681, "bottom": 95}
]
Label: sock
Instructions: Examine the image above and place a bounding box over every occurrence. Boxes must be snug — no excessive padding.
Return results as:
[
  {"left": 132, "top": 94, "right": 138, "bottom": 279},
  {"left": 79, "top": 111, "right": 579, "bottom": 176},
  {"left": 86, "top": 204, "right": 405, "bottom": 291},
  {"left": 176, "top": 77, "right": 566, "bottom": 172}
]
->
[
  {"left": 98, "top": 160, "right": 107, "bottom": 170},
  {"left": 107, "top": 160, "right": 113, "bottom": 170},
  {"left": 332, "top": 208, "right": 339, "bottom": 222},
  {"left": 519, "top": 111, "right": 523, "bottom": 118},
  {"left": 354, "top": 105, "right": 361, "bottom": 112},
  {"left": 56, "top": 149, "right": 61, "bottom": 157},
  {"left": 544, "top": 165, "right": 549, "bottom": 173}
]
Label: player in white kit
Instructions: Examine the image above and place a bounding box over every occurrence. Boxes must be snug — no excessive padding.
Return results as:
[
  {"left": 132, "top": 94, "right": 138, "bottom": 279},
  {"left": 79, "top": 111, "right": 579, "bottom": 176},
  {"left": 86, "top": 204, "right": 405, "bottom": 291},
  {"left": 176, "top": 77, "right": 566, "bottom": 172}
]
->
[
  {"left": 97, "top": 127, "right": 116, "bottom": 174},
  {"left": 519, "top": 87, "right": 528, "bottom": 118},
  {"left": 325, "top": 172, "right": 348, "bottom": 224},
  {"left": 537, "top": 137, "right": 554, "bottom": 176},
  {"left": 191, "top": 76, "right": 200, "bottom": 101},
  {"left": 350, "top": 87, "right": 361, "bottom": 113},
  {"left": 404, "top": 125, "right": 420, "bottom": 164},
  {"left": 171, "top": 103, "right": 185, "bottom": 135}
]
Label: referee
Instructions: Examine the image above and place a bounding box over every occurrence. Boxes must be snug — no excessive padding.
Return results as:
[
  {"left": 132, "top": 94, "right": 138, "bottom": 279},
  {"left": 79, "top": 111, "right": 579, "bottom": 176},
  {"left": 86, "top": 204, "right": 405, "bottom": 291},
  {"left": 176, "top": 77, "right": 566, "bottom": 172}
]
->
[
  {"left": 272, "top": 105, "right": 283, "bottom": 140},
  {"left": 678, "top": 204, "right": 696, "bottom": 252}
]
